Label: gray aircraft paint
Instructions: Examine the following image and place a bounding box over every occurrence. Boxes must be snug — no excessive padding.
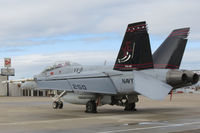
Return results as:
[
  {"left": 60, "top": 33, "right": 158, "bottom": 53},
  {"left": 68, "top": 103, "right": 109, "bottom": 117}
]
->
[{"left": 34, "top": 66, "right": 176, "bottom": 100}]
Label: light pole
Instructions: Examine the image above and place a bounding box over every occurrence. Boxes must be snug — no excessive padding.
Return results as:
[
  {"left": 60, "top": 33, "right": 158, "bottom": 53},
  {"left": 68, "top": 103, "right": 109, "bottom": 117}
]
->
[{"left": 6, "top": 67, "right": 9, "bottom": 96}]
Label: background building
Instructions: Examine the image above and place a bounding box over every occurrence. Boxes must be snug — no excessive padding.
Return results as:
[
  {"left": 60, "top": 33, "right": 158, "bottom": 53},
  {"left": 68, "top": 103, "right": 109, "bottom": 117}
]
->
[{"left": 0, "top": 75, "right": 51, "bottom": 97}]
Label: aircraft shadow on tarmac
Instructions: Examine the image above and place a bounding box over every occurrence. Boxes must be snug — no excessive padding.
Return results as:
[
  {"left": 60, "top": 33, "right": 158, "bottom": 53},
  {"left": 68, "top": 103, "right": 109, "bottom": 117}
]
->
[{"left": 57, "top": 106, "right": 188, "bottom": 117}]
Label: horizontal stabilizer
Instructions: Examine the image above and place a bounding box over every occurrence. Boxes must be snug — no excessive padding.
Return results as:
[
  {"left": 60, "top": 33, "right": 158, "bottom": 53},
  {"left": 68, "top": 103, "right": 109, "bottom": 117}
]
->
[{"left": 133, "top": 71, "right": 172, "bottom": 100}]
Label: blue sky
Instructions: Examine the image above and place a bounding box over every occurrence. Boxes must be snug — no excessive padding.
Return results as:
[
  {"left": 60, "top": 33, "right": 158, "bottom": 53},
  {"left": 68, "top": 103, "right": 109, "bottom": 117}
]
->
[
  {"left": 0, "top": 0, "right": 199, "bottom": 79},
  {"left": 1, "top": 33, "right": 199, "bottom": 57}
]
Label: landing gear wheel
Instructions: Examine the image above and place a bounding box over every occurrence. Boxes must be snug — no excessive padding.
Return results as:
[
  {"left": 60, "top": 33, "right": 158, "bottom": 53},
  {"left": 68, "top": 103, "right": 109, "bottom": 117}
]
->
[
  {"left": 58, "top": 101, "right": 63, "bottom": 109},
  {"left": 85, "top": 101, "right": 97, "bottom": 113},
  {"left": 52, "top": 101, "right": 63, "bottom": 109},
  {"left": 52, "top": 101, "right": 59, "bottom": 109},
  {"left": 124, "top": 103, "right": 136, "bottom": 111}
]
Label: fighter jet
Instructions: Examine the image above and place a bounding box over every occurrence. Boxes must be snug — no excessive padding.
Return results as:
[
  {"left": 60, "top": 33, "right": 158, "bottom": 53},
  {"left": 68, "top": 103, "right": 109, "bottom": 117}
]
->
[{"left": 20, "top": 21, "right": 199, "bottom": 113}]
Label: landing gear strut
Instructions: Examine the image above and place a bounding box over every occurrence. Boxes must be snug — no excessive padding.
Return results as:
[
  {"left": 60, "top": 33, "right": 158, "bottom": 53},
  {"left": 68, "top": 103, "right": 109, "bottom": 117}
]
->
[{"left": 85, "top": 101, "right": 97, "bottom": 113}]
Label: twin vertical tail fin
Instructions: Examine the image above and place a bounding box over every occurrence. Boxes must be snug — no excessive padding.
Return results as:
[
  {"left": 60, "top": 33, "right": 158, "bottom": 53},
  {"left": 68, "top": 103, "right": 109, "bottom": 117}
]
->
[
  {"left": 153, "top": 28, "right": 190, "bottom": 69},
  {"left": 113, "top": 21, "right": 153, "bottom": 71},
  {"left": 113, "top": 22, "right": 189, "bottom": 70}
]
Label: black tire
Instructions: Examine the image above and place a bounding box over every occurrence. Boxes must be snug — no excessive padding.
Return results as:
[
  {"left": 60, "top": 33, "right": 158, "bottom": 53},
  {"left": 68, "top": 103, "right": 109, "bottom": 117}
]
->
[
  {"left": 52, "top": 101, "right": 58, "bottom": 109},
  {"left": 86, "top": 101, "right": 97, "bottom": 113},
  {"left": 58, "top": 101, "right": 63, "bottom": 109},
  {"left": 124, "top": 103, "right": 136, "bottom": 111}
]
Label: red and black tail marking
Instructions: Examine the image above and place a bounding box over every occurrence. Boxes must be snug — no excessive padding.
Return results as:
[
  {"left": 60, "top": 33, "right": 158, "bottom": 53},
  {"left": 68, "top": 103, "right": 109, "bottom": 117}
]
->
[
  {"left": 153, "top": 28, "right": 190, "bottom": 69},
  {"left": 168, "top": 28, "right": 189, "bottom": 38},
  {"left": 113, "top": 21, "right": 153, "bottom": 71}
]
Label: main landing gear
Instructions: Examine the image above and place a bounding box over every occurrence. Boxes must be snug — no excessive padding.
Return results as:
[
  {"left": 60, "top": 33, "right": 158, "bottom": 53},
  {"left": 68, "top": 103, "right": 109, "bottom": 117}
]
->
[
  {"left": 124, "top": 102, "right": 136, "bottom": 111},
  {"left": 123, "top": 95, "right": 138, "bottom": 111},
  {"left": 85, "top": 101, "right": 97, "bottom": 113}
]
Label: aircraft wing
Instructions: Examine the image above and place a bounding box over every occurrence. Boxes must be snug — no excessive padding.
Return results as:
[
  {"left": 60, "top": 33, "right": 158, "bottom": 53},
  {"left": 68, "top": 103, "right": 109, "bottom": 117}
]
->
[
  {"left": 133, "top": 71, "right": 172, "bottom": 100},
  {"left": 35, "top": 72, "right": 117, "bottom": 95}
]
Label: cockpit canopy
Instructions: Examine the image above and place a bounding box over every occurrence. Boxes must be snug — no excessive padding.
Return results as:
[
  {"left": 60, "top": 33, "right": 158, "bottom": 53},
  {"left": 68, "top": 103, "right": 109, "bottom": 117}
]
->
[{"left": 41, "top": 61, "right": 81, "bottom": 73}]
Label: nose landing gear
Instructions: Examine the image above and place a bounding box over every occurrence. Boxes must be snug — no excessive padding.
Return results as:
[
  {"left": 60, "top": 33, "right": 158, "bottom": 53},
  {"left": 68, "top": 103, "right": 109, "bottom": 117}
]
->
[
  {"left": 52, "top": 101, "right": 63, "bottom": 109},
  {"left": 52, "top": 90, "right": 66, "bottom": 109}
]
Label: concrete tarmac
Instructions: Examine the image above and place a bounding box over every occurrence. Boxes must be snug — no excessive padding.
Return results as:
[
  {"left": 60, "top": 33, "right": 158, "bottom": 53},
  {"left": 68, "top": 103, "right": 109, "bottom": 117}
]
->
[{"left": 0, "top": 93, "right": 200, "bottom": 133}]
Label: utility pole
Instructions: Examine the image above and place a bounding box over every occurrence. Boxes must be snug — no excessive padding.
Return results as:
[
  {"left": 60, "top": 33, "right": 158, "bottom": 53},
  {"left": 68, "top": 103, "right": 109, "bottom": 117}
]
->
[{"left": 6, "top": 68, "right": 9, "bottom": 96}]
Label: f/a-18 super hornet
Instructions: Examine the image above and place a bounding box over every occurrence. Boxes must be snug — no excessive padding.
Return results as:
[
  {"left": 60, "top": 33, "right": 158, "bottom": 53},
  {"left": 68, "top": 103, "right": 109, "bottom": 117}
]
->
[{"left": 20, "top": 21, "right": 199, "bottom": 113}]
